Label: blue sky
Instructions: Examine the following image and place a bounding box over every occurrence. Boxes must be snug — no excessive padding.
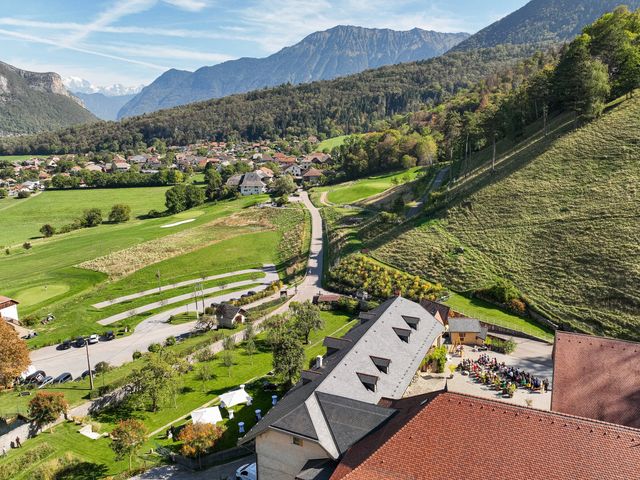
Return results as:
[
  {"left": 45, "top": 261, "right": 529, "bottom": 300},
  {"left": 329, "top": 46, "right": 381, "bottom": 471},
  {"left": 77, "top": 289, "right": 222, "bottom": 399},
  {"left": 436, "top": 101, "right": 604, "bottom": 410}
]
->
[{"left": 0, "top": 0, "right": 529, "bottom": 88}]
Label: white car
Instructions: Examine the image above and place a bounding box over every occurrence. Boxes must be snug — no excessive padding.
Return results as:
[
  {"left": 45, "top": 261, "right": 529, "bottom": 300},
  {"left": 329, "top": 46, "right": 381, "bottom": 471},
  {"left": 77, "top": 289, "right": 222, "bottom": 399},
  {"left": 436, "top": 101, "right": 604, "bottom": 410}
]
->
[
  {"left": 235, "top": 463, "right": 256, "bottom": 480},
  {"left": 88, "top": 334, "right": 100, "bottom": 344}
]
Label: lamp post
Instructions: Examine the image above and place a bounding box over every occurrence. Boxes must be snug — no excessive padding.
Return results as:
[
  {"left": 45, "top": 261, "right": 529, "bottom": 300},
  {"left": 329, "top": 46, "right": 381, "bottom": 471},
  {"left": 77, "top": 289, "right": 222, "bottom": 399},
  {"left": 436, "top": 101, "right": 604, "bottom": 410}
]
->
[{"left": 84, "top": 339, "right": 94, "bottom": 390}]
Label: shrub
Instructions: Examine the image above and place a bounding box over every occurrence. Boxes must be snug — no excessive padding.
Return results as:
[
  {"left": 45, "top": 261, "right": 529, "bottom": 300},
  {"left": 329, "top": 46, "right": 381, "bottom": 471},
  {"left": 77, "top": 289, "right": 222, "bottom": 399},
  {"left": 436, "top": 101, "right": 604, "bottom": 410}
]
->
[
  {"left": 0, "top": 188, "right": 6, "bottom": 199},
  {"left": 147, "top": 343, "right": 162, "bottom": 353},
  {"left": 0, "top": 443, "right": 55, "bottom": 480},
  {"left": 39, "top": 224, "right": 55, "bottom": 237},
  {"left": 22, "top": 315, "right": 39, "bottom": 327},
  {"left": 108, "top": 204, "right": 131, "bottom": 223},
  {"left": 132, "top": 350, "right": 142, "bottom": 360},
  {"left": 165, "top": 336, "right": 176, "bottom": 346},
  {"left": 486, "top": 337, "right": 517, "bottom": 354},
  {"left": 480, "top": 279, "right": 522, "bottom": 305},
  {"left": 424, "top": 345, "right": 448, "bottom": 373},
  {"left": 22, "top": 242, "right": 32, "bottom": 250},
  {"left": 80, "top": 208, "right": 103, "bottom": 227},
  {"left": 147, "top": 209, "right": 162, "bottom": 218},
  {"left": 17, "top": 190, "right": 30, "bottom": 199}
]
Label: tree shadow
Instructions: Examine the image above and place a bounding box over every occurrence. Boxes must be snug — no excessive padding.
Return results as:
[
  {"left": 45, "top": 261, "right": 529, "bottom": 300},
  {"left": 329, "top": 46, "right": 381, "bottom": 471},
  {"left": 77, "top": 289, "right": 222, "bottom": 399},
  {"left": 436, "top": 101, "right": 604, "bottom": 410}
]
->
[{"left": 54, "top": 461, "right": 109, "bottom": 480}]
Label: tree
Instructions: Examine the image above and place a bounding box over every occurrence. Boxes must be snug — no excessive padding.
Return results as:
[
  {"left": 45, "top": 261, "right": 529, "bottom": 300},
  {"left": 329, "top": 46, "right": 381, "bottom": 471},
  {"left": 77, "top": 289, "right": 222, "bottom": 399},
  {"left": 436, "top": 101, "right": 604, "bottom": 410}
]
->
[
  {"left": 290, "top": 301, "right": 323, "bottom": 344},
  {"left": 110, "top": 419, "right": 147, "bottom": 471},
  {"left": 272, "top": 174, "right": 297, "bottom": 196},
  {"left": 108, "top": 204, "right": 131, "bottom": 223},
  {"left": 185, "top": 184, "right": 205, "bottom": 208},
  {"left": 178, "top": 423, "right": 224, "bottom": 467},
  {"left": 165, "top": 184, "right": 187, "bottom": 213},
  {"left": 17, "top": 190, "right": 30, "bottom": 199},
  {"left": 266, "top": 315, "right": 305, "bottom": 387},
  {"left": 0, "top": 188, "right": 7, "bottom": 199},
  {"left": 222, "top": 335, "right": 234, "bottom": 376},
  {"left": 244, "top": 322, "right": 256, "bottom": 363},
  {"left": 204, "top": 167, "right": 222, "bottom": 200},
  {"left": 0, "top": 318, "right": 30, "bottom": 387},
  {"left": 39, "top": 224, "right": 55, "bottom": 238},
  {"left": 28, "top": 391, "right": 68, "bottom": 431},
  {"left": 126, "top": 352, "right": 180, "bottom": 411},
  {"left": 81, "top": 208, "right": 103, "bottom": 227}
]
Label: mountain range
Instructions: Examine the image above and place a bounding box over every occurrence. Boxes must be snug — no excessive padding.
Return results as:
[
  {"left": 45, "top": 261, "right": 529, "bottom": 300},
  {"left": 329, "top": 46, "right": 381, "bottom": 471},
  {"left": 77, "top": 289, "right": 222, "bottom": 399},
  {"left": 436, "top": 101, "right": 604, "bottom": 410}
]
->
[
  {"left": 117, "top": 26, "right": 470, "bottom": 119},
  {"left": 0, "top": 61, "right": 96, "bottom": 136}
]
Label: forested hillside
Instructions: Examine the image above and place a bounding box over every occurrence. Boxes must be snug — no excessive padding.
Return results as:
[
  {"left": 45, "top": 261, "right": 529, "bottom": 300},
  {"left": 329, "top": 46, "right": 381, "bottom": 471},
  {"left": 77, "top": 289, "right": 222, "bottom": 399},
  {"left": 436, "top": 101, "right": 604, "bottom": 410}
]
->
[
  {"left": 455, "top": 0, "right": 640, "bottom": 50},
  {"left": 118, "top": 26, "right": 469, "bottom": 118}
]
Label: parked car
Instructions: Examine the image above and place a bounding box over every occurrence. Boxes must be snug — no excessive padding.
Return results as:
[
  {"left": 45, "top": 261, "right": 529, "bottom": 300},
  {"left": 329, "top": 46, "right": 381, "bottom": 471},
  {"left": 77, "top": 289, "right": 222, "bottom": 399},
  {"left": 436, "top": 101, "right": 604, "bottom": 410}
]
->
[
  {"left": 74, "top": 336, "right": 86, "bottom": 347},
  {"left": 248, "top": 291, "right": 257, "bottom": 296},
  {"left": 88, "top": 334, "right": 99, "bottom": 345},
  {"left": 58, "top": 339, "right": 72, "bottom": 350},
  {"left": 236, "top": 463, "right": 256, "bottom": 480},
  {"left": 54, "top": 372, "right": 73, "bottom": 384},
  {"left": 38, "top": 376, "right": 54, "bottom": 388},
  {"left": 80, "top": 370, "right": 95, "bottom": 379},
  {"left": 104, "top": 330, "right": 115, "bottom": 341},
  {"left": 26, "top": 370, "right": 46, "bottom": 384}
]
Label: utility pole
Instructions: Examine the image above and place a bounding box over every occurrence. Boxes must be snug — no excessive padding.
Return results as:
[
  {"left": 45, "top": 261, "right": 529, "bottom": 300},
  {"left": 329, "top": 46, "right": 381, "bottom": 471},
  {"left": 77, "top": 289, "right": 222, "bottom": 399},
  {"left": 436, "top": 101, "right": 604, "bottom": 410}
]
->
[{"left": 84, "top": 339, "right": 94, "bottom": 390}]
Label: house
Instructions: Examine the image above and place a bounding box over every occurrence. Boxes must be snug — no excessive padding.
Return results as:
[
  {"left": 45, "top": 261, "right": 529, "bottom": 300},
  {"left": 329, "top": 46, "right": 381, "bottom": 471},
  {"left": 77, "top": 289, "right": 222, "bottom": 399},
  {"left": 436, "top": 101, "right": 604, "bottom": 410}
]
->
[
  {"left": 213, "top": 303, "right": 247, "bottom": 328},
  {"left": 313, "top": 293, "right": 342, "bottom": 305},
  {"left": 226, "top": 174, "right": 243, "bottom": 189},
  {"left": 84, "top": 163, "right": 103, "bottom": 173},
  {"left": 448, "top": 317, "right": 488, "bottom": 346},
  {"left": 127, "top": 154, "right": 148, "bottom": 165},
  {"left": 258, "top": 166, "right": 274, "bottom": 182},
  {"left": 551, "top": 331, "right": 640, "bottom": 429},
  {"left": 0, "top": 296, "right": 19, "bottom": 322},
  {"left": 302, "top": 167, "right": 323, "bottom": 185},
  {"left": 239, "top": 296, "right": 444, "bottom": 480},
  {"left": 285, "top": 164, "right": 303, "bottom": 178},
  {"left": 240, "top": 172, "right": 267, "bottom": 196},
  {"left": 113, "top": 161, "right": 130, "bottom": 172},
  {"left": 419, "top": 298, "right": 450, "bottom": 325},
  {"left": 330, "top": 390, "right": 640, "bottom": 480}
]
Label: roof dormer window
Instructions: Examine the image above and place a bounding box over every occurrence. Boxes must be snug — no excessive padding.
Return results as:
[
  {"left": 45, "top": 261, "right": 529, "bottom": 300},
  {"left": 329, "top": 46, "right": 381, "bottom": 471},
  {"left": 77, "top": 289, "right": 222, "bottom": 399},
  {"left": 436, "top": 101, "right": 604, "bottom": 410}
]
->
[
  {"left": 393, "top": 327, "right": 411, "bottom": 343},
  {"left": 402, "top": 315, "right": 420, "bottom": 330},
  {"left": 357, "top": 372, "right": 379, "bottom": 392},
  {"left": 370, "top": 356, "right": 391, "bottom": 374}
]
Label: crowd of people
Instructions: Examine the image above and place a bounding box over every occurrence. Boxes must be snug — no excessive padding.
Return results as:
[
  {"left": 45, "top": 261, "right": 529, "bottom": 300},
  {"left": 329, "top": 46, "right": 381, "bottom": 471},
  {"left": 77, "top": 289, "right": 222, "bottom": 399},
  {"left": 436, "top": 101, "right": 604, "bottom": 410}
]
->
[{"left": 458, "top": 354, "right": 549, "bottom": 397}]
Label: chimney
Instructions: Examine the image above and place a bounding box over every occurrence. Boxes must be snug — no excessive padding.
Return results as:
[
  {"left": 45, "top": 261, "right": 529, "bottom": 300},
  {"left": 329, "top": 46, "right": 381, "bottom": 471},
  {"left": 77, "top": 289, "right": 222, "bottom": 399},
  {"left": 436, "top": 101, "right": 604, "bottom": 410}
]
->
[{"left": 315, "top": 355, "right": 323, "bottom": 368}]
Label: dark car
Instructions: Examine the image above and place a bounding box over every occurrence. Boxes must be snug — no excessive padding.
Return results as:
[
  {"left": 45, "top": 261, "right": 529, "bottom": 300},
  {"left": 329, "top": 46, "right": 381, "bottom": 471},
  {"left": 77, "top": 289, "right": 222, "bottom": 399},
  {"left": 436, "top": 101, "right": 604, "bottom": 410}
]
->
[
  {"left": 80, "top": 370, "right": 95, "bottom": 379},
  {"left": 58, "top": 339, "right": 72, "bottom": 350},
  {"left": 74, "top": 336, "right": 86, "bottom": 347},
  {"left": 54, "top": 372, "right": 73, "bottom": 384},
  {"left": 248, "top": 291, "right": 257, "bottom": 296},
  {"left": 26, "top": 370, "right": 46, "bottom": 384},
  {"left": 104, "top": 330, "right": 115, "bottom": 341}
]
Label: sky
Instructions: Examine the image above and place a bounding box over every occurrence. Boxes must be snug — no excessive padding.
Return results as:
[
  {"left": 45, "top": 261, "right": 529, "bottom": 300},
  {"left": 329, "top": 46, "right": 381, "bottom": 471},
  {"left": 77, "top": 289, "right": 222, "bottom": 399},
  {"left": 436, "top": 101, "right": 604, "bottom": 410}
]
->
[{"left": 0, "top": 0, "right": 530, "bottom": 88}]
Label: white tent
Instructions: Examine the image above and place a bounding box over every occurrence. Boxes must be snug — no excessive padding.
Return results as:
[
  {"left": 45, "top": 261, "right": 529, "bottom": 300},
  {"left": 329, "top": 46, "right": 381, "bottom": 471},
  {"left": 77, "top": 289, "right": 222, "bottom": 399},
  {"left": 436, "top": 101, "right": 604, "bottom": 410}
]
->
[
  {"left": 191, "top": 406, "right": 223, "bottom": 425},
  {"left": 219, "top": 384, "right": 253, "bottom": 409}
]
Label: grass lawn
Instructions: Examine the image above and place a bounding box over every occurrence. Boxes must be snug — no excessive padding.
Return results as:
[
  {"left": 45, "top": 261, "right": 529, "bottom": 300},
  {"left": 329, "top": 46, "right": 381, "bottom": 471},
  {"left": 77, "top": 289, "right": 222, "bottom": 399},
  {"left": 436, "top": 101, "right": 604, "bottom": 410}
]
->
[
  {"left": 316, "top": 135, "right": 351, "bottom": 152},
  {"left": 0, "top": 310, "right": 355, "bottom": 478},
  {"left": 0, "top": 187, "right": 170, "bottom": 247},
  {"left": 444, "top": 293, "right": 553, "bottom": 341},
  {"left": 0, "top": 154, "right": 36, "bottom": 163},
  {"left": 322, "top": 167, "right": 422, "bottom": 204}
]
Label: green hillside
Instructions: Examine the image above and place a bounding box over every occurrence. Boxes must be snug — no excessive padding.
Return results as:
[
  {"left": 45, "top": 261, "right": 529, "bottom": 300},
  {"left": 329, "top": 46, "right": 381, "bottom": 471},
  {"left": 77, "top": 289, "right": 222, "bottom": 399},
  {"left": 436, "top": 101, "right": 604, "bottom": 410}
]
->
[{"left": 372, "top": 95, "right": 640, "bottom": 339}]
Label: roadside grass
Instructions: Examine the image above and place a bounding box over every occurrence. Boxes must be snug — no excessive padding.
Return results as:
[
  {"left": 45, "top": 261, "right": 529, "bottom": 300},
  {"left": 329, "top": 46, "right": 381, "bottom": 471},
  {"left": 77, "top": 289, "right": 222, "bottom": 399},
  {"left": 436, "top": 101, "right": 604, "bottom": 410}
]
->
[
  {"left": 0, "top": 311, "right": 354, "bottom": 478},
  {"left": 0, "top": 186, "right": 169, "bottom": 247},
  {"left": 320, "top": 167, "right": 422, "bottom": 205},
  {"left": 372, "top": 96, "right": 640, "bottom": 339}
]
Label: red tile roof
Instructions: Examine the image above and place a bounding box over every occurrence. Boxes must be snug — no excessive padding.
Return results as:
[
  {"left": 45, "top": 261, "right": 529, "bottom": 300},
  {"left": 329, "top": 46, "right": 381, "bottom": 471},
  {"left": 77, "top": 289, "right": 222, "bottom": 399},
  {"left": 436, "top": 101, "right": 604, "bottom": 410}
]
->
[
  {"left": 332, "top": 391, "right": 640, "bottom": 480},
  {"left": 551, "top": 331, "right": 640, "bottom": 429}
]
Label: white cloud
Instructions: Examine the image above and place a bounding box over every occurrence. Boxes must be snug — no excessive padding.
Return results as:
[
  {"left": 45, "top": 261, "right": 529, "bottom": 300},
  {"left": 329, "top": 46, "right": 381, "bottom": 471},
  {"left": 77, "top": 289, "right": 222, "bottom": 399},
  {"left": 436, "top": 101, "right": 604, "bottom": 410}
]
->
[
  {"left": 163, "top": 0, "right": 210, "bottom": 11},
  {"left": 99, "top": 42, "right": 233, "bottom": 63}
]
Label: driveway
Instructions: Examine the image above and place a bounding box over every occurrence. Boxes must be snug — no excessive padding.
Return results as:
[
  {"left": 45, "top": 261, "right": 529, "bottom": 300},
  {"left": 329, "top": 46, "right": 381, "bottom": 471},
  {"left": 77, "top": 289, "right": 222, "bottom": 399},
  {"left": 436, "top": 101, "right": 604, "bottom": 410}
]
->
[
  {"left": 291, "top": 191, "right": 325, "bottom": 301},
  {"left": 131, "top": 455, "right": 256, "bottom": 480},
  {"left": 30, "top": 266, "right": 278, "bottom": 378}
]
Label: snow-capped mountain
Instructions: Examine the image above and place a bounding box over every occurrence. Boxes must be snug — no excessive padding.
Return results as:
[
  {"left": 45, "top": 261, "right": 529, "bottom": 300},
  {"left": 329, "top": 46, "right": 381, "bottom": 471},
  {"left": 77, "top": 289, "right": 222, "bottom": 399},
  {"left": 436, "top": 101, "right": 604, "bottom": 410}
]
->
[{"left": 63, "top": 76, "right": 144, "bottom": 97}]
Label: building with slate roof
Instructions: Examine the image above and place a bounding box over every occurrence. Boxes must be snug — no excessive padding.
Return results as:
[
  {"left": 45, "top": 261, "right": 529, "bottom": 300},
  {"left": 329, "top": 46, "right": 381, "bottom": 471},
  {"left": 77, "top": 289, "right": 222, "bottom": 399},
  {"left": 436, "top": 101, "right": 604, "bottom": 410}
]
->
[
  {"left": 239, "top": 296, "right": 444, "bottom": 480},
  {"left": 448, "top": 317, "right": 488, "bottom": 346}
]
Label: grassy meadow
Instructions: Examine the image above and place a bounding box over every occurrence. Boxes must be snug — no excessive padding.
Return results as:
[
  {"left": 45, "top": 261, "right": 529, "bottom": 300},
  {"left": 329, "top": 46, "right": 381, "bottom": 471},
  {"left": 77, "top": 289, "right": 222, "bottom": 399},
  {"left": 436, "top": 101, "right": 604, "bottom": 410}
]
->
[
  {"left": 0, "top": 186, "right": 170, "bottom": 247},
  {"left": 372, "top": 96, "right": 640, "bottom": 339}
]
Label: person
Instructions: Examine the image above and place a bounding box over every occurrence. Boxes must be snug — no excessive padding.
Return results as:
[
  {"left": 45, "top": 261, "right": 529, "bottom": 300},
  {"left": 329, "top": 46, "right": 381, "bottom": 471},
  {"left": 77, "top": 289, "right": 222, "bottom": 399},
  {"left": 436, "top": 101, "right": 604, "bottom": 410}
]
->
[{"left": 15, "top": 437, "right": 21, "bottom": 448}]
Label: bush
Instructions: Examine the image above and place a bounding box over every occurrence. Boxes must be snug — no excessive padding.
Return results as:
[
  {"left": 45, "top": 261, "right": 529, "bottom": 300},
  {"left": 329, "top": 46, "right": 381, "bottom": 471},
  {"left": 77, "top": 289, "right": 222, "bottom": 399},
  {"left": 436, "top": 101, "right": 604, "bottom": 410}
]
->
[
  {"left": 17, "top": 190, "right": 30, "bottom": 199},
  {"left": 486, "top": 337, "right": 517, "bottom": 354},
  {"left": 132, "top": 351, "right": 142, "bottom": 360},
  {"left": 39, "top": 224, "right": 56, "bottom": 238},
  {"left": 108, "top": 204, "right": 131, "bottom": 223},
  {"left": 22, "top": 315, "right": 39, "bottom": 327},
  {"left": 0, "top": 188, "right": 6, "bottom": 199},
  {"left": 480, "top": 279, "right": 522, "bottom": 305},
  {"left": 0, "top": 443, "right": 55, "bottom": 480},
  {"left": 424, "top": 345, "right": 448, "bottom": 373},
  {"left": 147, "top": 343, "right": 162, "bottom": 353},
  {"left": 165, "top": 336, "right": 176, "bottom": 346},
  {"left": 147, "top": 209, "right": 162, "bottom": 218},
  {"left": 80, "top": 208, "right": 103, "bottom": 227},
  {"left": 22, "top": 242, "right": 32, "bottom": 250}
]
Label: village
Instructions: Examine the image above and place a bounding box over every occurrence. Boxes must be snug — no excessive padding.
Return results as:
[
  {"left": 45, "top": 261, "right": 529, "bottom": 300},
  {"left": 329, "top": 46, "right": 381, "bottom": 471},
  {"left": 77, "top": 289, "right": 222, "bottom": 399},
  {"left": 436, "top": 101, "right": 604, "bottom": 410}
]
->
[{"left": 0, "top": 139, "right": 330, "bottom": 198}]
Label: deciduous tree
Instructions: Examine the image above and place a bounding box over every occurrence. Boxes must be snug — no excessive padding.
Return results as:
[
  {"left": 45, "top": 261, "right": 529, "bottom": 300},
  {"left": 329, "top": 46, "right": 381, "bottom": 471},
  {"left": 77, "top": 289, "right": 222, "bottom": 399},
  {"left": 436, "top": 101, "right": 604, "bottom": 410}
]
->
[
  {"left": 28, "top": 391, "right": 68, "bottom": 431},
  {"left": 0, "top": 319, "right": 30, "bottom": 388},
  {"left": 110, "top": 419, "right": 147, "bottom": 471},
  {"left": 290, "top": 301, "right": 323, "bottom": 344},
  {"left": 108, "top": 204, "right": 131, "bottom": 223},
  {"left": 178, "top": 423, "right": 224, "bottom": 467}
]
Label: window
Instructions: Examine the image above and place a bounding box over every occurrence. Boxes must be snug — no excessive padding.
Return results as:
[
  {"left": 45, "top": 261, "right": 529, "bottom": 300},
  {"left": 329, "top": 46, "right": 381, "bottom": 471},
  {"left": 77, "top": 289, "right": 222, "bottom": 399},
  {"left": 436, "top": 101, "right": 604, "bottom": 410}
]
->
[
  {"left": 357, "top": 372, "right": 379, "bottom": 392},
  {"left": 402, "top": 315, "right": 420, "bottom": 330},
  {"left": 370, "top": 356, "right": 391, "bottom": 374},
  {"left": 292, "top": 436, "right": 304, "bottom": 446},
  {"left": 393, "top": 327, "right": 411, "bottom": 343}
]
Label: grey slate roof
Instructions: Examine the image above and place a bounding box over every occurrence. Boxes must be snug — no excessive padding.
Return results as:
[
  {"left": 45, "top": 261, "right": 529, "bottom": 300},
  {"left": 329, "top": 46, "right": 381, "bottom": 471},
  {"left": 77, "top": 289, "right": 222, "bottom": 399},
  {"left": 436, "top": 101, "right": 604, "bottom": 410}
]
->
[
  {"left": 448, "top": 317, "right": 482, "bottom": 333},
  {"left": 240, "top": 171, "right": 266, "bottom": 187},
  {"left": 295, "top": 459, "right": 337, "bottom": 480},
  {"left": 240, "top": 296, "right": 444, "bottom": 459}
]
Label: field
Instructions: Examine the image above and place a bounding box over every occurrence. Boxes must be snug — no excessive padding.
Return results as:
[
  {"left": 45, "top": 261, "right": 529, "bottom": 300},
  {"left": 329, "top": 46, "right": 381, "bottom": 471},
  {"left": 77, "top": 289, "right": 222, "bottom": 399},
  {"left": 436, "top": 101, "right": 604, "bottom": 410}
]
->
[
  {"left": 372, "top": 96, "right": 640, "bottom": 339},
  {"left": 0, "top": 154, "right": 35, "bottom": 163},
  {"left": 318, "top": 167, "right": 422, "bottom": 205},
  {"left": 0, "top": 310, "right": 354, "bottom": 479},
  {"left": 316, "top": 135, "right": 350, "bottom": 152},
  {"left": 0, "top": 187, "right": 169, "bottom": 247}
]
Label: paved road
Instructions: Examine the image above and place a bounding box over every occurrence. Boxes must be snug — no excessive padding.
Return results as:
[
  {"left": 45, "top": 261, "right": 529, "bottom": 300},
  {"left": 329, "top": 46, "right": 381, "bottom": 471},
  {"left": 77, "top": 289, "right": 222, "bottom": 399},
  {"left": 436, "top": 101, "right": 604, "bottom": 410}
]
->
[
  {"left": 407, "top": 166, "right": 449, "bottom": 218},
  {"left": 131, "top": 455, "right": 256, "bottom": 480},
  {"left": 30, "top": 266, "right": 279, "bottom": 378},
  {"left": 93, "top": 268, "right": 267, "bottom": 309}
]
